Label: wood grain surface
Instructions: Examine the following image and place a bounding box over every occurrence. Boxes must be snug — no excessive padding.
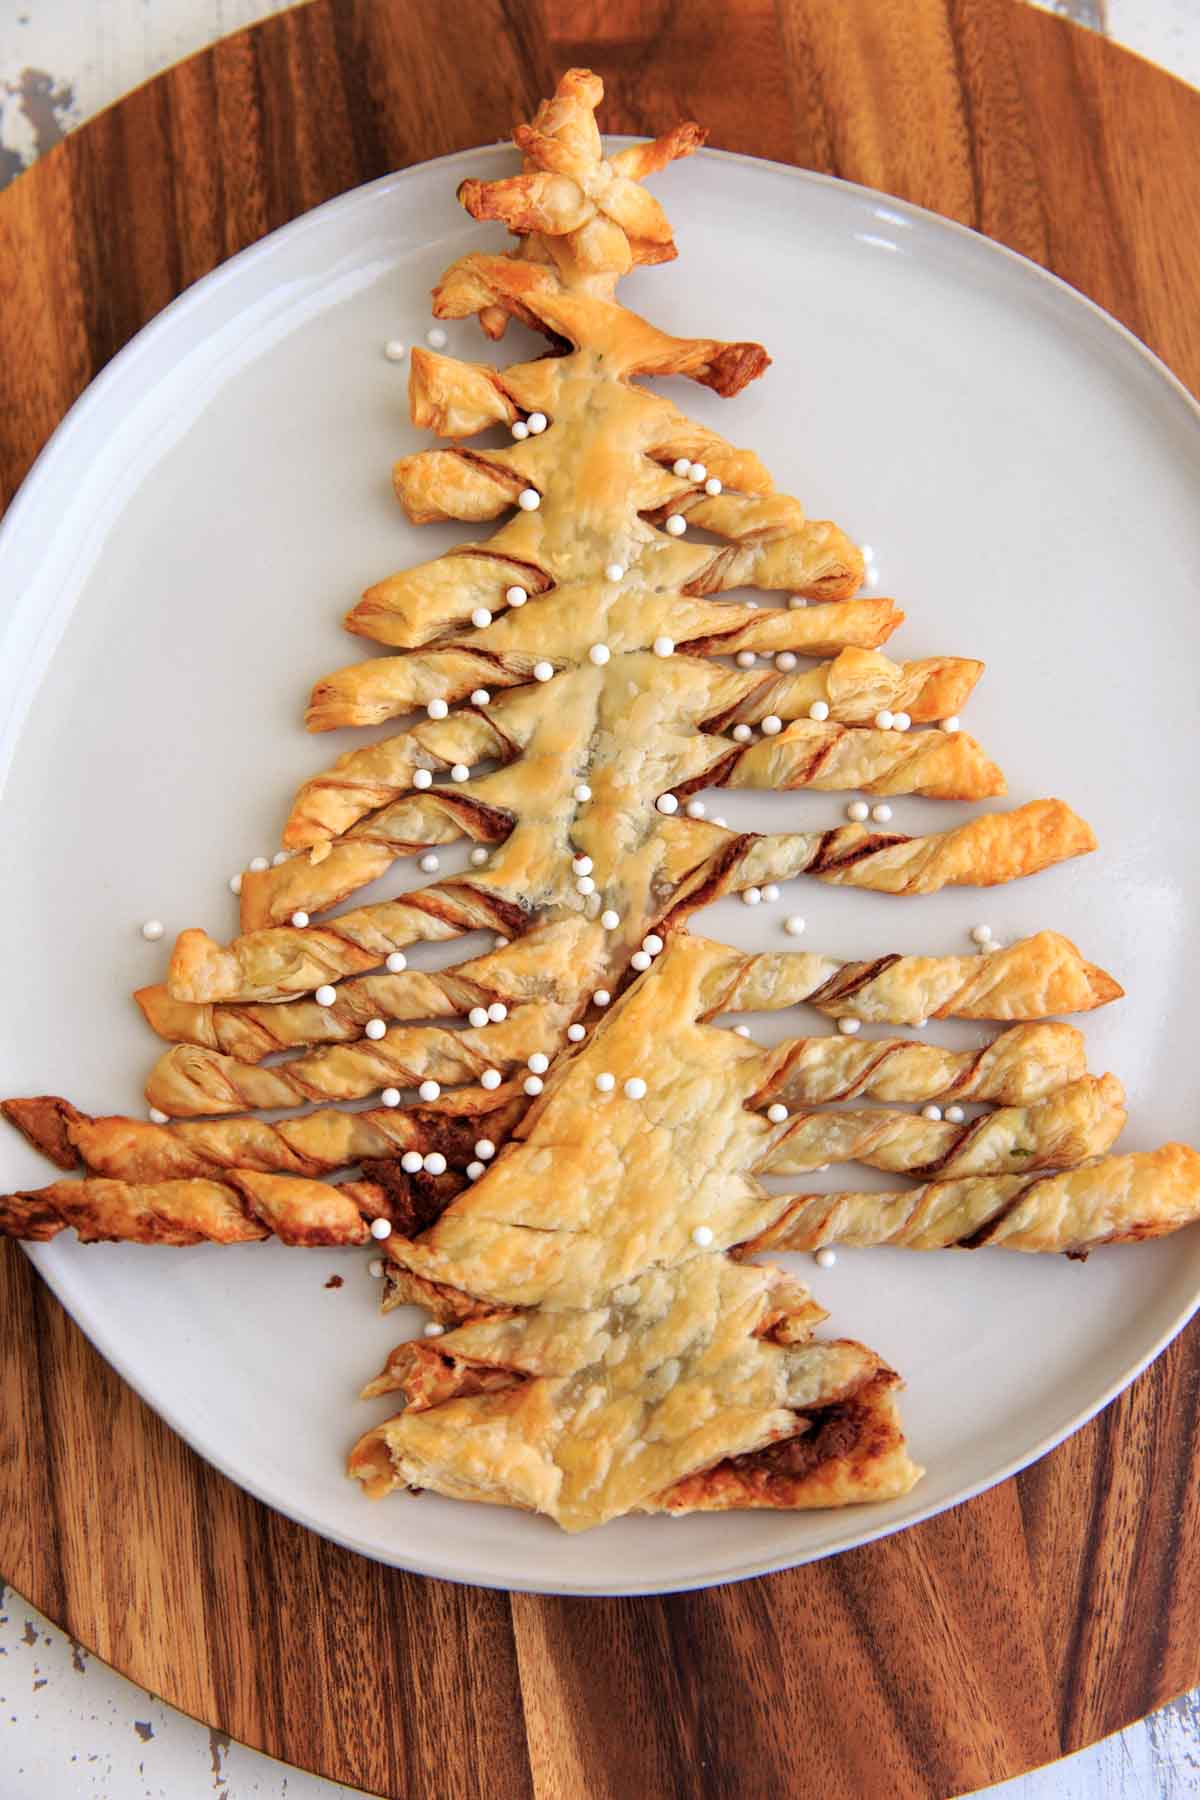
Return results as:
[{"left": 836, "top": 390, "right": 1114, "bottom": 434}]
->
[{"left": 2, "top": 3, "right": 1199, "bottom": 1795}]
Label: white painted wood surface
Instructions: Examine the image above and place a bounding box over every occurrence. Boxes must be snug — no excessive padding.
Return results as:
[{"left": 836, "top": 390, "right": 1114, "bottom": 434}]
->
[{"left": 1, "top": 3, "right": 1198, "bottom": 1795}]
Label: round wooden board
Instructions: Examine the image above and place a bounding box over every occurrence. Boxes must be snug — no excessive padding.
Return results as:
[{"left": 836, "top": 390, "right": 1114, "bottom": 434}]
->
[{"left": 3, "top": 2, "right": 1199, "bottom": 1794}]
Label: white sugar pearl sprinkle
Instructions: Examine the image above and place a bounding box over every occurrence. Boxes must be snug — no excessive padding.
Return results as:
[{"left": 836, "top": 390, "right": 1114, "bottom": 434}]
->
[
  {"left": 141, "top": 919, "right": 164, "bottom": 941},
  {"left": 574, "top": 783, "right": 592, "bottom": 802},
  {"left": 595, "top": 1072, "right": 616, "bottom": 1093},
  {"left": 656, "top": 794, "right": 678, "bottom": 815},
  {"left": 945, "top": 1105, "right": 966, "bottom": 1124},
  {"left": 365, "top": 1018, "right": 386, "bottom": 1040},
  {"left": 533, "top": 661, "right": 554, "bottom": 682},
  {"left": 249, "top": 856, "right": 269, "bottom": 872},
  {"left": 941, "top": 715, "right": 961, "bottom": 733},
  {"left": 643, "top": 934, "right": 663, "bottom": 955},
  {"left": 510, "top": 419, "right": 529, "bottom": 439},
  {"left": 426, "top": 326, "right": 448, "bottom": 348},
  {"left": 814, "top": 1247, "right": 838, "bottom": 1270},
  {"left": 451, "top": 764, "right": 470, "bottom": 783},
  {"left": 494, "top": 936, "right": 509, "bottom": 949},
  {"left": 712, "top": 816, "right": 728, "bottom": 828},
  {"left": 874, "top": 709, "right": 894, "bottom": 731},
  {"left": 686, "top": 799, "right": 706, "bottom": 818},
  {"left": 475, "top": 1139, "right": 496, "bottom": 1160},
  {"left": 413, "top": 769, "right": 433, "bottom": 789},
  {"left": 576, "top": 875, "right": 595, "bottom": 895},
  {"left": 471, "top": 689, "right": 491, "bottom": 706},
  {"left": 528, "top": 1053, "right": 549, "bottom": 1074},
  {"left": 229, "top": 873, "right": 243, "bottom": 894},
  {"left": 593, "top": 989, "right": 611, "bottom": 1007},
  {"left": 272, "top": 851, "right": 291, "bottom": 867},
  {"left": 468, "top": 1006, "right": 489, "bottom": 1028},
  {"left": 775, "top": 652, "right": 797, "bottom": 672},
  {"left": 704, "top": 477, "right": 722, "bottom": 497},
  {"left": 567, "top": 1023, "right": 586, "bottom": 1042},
  {"left": 891, "top": 711, "right": 911, "bottom": 732},
  {"left": 808, "top": 700, "right": 830, "bottom": 722},
  {"left": 423, "top": 1151, "right": 446, "bottom": 1173},
  {"left": 733, "top": 1025, "right": 752, "bottom": 1039},
  {"left": 149, "top": 1108, "right": 169, "bottom": 1125},
  {"left": 291, "top": 911, "right": 310, "bottom": 929},
  {"left": 370, "top": 1217, "right": 393, "bottom": 1240},
  {"left": 423, "top": 1321, "right": 445, "bottom": 1337},
  {"left": 524, "top": 1075, "right": 544, "bottom": 1095},
  {"left": 784, "top": 915, "right": 806, "bottom": 936},
  {"left": 630, "top": 951, "right": 652, "bottom": 971},
  {"left": 470, "top": 846, "right": 489, "bottom": 866},
  {"left": 600, "top": 910, "right": 620, "bottom": 931},
  {"left": 846, "top": 801, "right": 870, "bottom": 823},
  {"left": 401, "top": 1151, "right": 423, "bottom": 1173},
  {"left": 691, "top": 1225, "right": 714, "bottom": 1247},
  {"left": 970, "top": 924, "right": 994, "bottom": 944},
  {"left": 467, "top": 1160, "right": 485, "bottom": 1179},
  {"left": 624, "top": 1077, "right": 647, "bottom": 1100},
  {"left": 761, "top": 715, "right": 782, "bottom": 736},
  {"left": 921, "top": 1104, "right": 943, "bottom": 1122},
  {"left": 788, "top": 595, "right": 809, "bottom": 609},
  {"left": 605, "top": 563, "right": 625, "bottom": 582},
  {"left": 427, "top": 697, "right": 448, "bottom": 719},
  {"left": 527, "top": 412, "right": 547, "bottom": 434},
  {"left": 384, "top": 339, "right": 406, "bottom": 361},
  {"left": 767, "top": 1103, "right": 789, "bottom": 1124},
  {"left": 742, "top": 887, "right": 762, "bottom": 906},
  {"left": 762, "top": 884, "right": 780, "bottom": 903},
  {"left": 653, "top": 636, "right": 675, "bottom": 658},
  {"left": 672, "top": 457, "right": 691, "bottom": 476},
  {"left": 386, "top": 952, "right": 407, "bottom": 973},
  {"left": 368, "top": 1259, "right": 385, "bottom": 1279},
  {"left": 419, "top": 853, "right": 440, "bottom": 873},
  {"left": 588, "top": 643, "right": 610, "bottom": 665},
  {"left": 573, "top": 855, "right": 593, "bottom": 875},
  {"left": 736, "top": 650, "right": 757, "bottom": 668},
  {"left": 488, "top": 1002, "right": 508, "bottom": 1023},
  {"left": 665, "top": 514, "right": 687, "bottom": 536},
  {"left": 688, "top": 462, "right": 707, "bottom": 482},
  {"left": 732, "top": 723, "right": 753, "bottom": 743},
  {"left": 480, "top": 1066, "right": 500, "bottom": 1088},
  {"left": 518, "top": 488, "right": 541, "bottom": 511},
  {"left": 505, "top": 586, "right": 528, "bottom": 607},
  {"left": 315, "top": 985, "right": 337, "bottom": 1007},
  {"left": 871, "top": 804, "right": 893, "bottom": 823},
  {"left": 381, "top": 1088, "right": 401, "bottom": 1108},
  {"left": 837, "top": 1018, "right": 862, "bottom": 1035},
  {"left": 471, "top": 607, "right": 492, "bottom": 629}
]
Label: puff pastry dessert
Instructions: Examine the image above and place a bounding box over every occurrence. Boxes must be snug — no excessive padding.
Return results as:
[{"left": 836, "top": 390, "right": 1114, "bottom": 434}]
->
[{"left": 4, "top": 68, "right": 1197, "bottom": 1538}]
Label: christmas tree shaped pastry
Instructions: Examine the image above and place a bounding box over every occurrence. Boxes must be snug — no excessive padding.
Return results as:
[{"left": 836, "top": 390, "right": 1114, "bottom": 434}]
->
[{"left": 8, "top": 69, "right": 1196, "bottom": 1538}]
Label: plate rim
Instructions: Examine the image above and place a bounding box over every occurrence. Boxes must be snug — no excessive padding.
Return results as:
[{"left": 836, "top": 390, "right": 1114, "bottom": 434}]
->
[{"left": 5, "top": 141, "right": 1200, "bottom": 1597}]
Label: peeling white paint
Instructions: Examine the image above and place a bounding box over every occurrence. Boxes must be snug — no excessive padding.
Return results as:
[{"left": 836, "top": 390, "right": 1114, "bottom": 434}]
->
[{"left": 1, "top": 0, "right": 1199, "bottom": 1793}]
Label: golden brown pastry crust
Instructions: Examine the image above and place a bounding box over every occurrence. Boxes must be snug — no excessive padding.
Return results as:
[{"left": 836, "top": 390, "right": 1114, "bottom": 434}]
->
[
  {"left": 743, "top": 1143, "right": 1200, "bottom": 1255},
  {"left": 754, "top": 1075, "right": 1126, "bottom": 1179},
  {"left": 749, "top": 1021, "right": 1088, "bottom": 1106}
]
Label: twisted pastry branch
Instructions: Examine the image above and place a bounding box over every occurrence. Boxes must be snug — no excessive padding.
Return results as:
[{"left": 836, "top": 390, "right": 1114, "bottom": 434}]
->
[
  {"left": 752, "top": 1075, "right": 1126, "bottom": 1179},
  {"left": 748, "top": 1021, "right": 1088, "bottom": 1106},
  {"left": 3, "top": 1089, "right": 524, "bottom": 1184},
  {"left": 137, "top": 922, "right": 593, "bottom": 1058},
  {"left": 694, "top": 929, "right": 1122, "bottom": 1025},
  {"left": 145, "top": 1002, "right": 570, "bottom": 1117},
  {"left": 740, "top": 1145, "right": 1200, "bottom": 1256}
]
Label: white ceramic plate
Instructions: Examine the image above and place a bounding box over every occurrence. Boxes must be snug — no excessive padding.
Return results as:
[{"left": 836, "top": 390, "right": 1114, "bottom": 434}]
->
[{"left": 3, "top": 145, "right": 1199, "bottom": 1596}]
